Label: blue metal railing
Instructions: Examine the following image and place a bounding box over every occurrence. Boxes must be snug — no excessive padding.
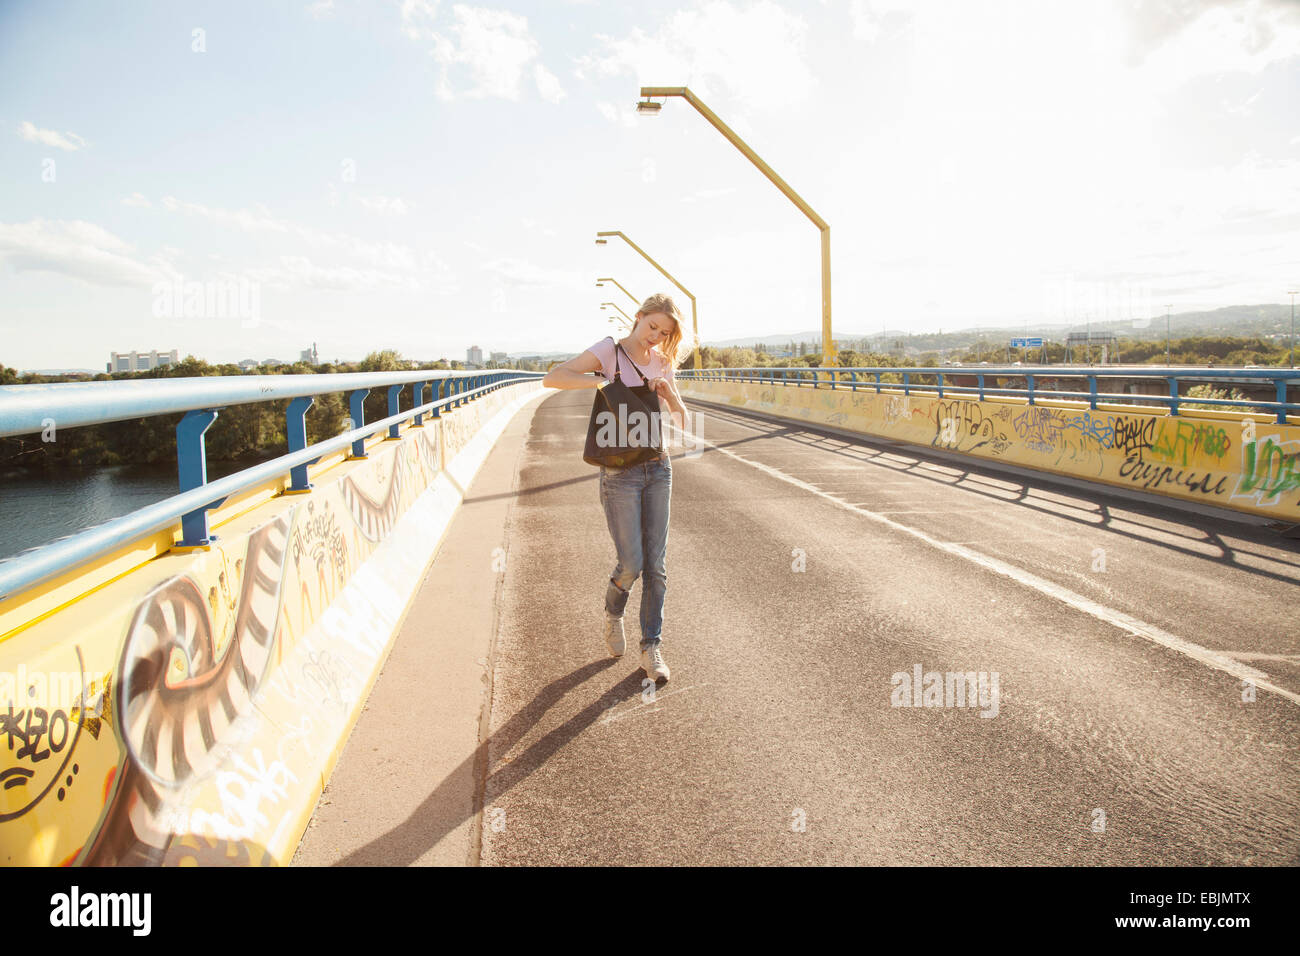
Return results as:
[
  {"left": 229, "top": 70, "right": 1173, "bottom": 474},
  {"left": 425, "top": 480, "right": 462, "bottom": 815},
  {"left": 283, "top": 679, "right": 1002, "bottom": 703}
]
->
[
  {"left": 0, "top": 369, "right": 542, "bottom": 604},
  {"left": 678, "top": 365, "right": 1300, "bottom": 423}
]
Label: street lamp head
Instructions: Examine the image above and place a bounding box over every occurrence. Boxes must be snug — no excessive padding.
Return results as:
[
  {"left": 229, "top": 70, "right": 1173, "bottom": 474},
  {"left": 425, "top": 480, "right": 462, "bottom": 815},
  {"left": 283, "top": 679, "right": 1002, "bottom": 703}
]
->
[{"left": 636, "top": 99, "right": 662, "bottom": 114}]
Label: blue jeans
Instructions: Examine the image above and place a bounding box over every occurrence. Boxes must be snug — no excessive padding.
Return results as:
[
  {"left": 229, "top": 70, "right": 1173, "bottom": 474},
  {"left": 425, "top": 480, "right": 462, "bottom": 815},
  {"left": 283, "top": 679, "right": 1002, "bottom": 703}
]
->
[{"left": 599, "top": 454, "right": 672, "bottom": 650}]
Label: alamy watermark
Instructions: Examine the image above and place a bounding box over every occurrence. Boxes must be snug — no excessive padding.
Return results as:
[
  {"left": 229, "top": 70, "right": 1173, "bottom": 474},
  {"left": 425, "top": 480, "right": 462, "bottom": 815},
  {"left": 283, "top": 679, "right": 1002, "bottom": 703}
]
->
[
  {"left": 890, "top": 664, "right": 1000, "bottom": 718},
  {"left": 49, "top": 887, "right": 150, "bottom": 936},
  {"left": 1, "top": 666, "right": 88, "bottom": 712},
  {"left": 152, "top": 276, "right": 261, "bottom": 328},
  {"left": 593, "top": 404, "right": 704, "bottom": 458},
  {"left": 1041, "top": 275, "right": 1157, "bottom": 329}
]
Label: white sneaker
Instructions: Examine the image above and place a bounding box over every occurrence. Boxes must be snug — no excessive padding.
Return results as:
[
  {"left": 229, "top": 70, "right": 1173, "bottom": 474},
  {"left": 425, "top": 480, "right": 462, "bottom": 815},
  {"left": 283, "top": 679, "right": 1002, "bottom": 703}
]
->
[
  {"left": 603, "top": 612, "right": 625, "bottom": 657},
  {"left": 641, "top": 644, "right": 670, "bottom": 682}
]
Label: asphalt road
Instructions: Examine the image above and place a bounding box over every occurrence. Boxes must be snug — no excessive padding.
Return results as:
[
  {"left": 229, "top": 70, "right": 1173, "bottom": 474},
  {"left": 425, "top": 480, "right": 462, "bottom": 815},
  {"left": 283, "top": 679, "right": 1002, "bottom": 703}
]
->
[{"left": 478, "top": 388, "right": 1300, "bottom": 866}]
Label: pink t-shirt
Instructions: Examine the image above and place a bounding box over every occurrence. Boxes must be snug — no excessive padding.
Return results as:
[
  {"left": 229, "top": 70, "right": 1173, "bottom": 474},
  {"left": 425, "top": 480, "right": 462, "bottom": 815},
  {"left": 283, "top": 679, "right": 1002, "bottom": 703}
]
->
[{"left": 585, "top": 336, "right": 675, "bottom": 385}]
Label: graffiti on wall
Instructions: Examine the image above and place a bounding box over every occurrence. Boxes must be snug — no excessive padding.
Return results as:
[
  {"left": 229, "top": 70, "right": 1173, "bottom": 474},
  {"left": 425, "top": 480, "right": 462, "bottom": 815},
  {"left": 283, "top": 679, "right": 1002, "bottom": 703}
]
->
[
  {"left": 934, "top": 400, "right": 1012, "bottom": 456},
  {"left": 81, "top": 512, "right": 291, "bottom": 865},
  {"left": 0, "top": 646, "right": 108, "bottom": 828},
  {"left": 680, "top": 379, "right": 1300, "bottom": 521},
  {"left": 0, "top": 387, "right": 530, "bottom": 865},
  {"left": 1150, "top": 419, "right": 1232, "bottom": 468},
  {"left": 1233, "top": 435, "right": 1300, "bottom": 507}
]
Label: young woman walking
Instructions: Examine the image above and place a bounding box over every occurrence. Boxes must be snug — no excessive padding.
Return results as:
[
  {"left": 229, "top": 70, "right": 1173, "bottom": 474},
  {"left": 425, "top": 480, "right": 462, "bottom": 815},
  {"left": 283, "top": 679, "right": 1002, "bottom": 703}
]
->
[{"left": 542, "top": 294, "right": 691, "bottom": 682}]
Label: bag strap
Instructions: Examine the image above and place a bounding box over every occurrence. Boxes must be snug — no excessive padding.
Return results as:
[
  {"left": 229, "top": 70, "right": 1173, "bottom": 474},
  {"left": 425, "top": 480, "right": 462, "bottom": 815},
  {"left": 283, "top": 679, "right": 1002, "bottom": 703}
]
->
[{"left": 614, "top": 341, "right": 651, "bottom": 385}]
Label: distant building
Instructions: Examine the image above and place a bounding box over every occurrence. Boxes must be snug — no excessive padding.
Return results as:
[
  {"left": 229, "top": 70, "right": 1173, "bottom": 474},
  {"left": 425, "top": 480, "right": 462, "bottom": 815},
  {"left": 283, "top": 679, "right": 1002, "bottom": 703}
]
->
[
  {"left": 300, "top": 342, "right": 319, "bottom": 364},
  {"left": 467, "top": 345, "right": 483, "bottom": 366},
  {"left": 489, "top": 351, "right": 508, "bottom": 364},
  {"left": 109, "top": 349, "right": 179, "bottom": 372},
  {"left": 238, "top": 359, "right": 259, "bottom": 370},
  {"left": 261, "top": 358, "right": 282, "bottom": 368}
]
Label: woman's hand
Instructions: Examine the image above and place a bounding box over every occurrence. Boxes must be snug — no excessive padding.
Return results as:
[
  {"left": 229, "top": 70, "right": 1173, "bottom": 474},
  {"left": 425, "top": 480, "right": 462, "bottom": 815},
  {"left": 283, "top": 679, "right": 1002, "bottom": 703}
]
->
[{"left": 648, "top": 376, "right": 676, "bottom": 404}]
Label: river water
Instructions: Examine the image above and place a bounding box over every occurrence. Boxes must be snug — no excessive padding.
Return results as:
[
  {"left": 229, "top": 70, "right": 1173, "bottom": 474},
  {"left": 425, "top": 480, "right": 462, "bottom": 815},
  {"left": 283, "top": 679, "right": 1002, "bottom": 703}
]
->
[{"left": 0, "top": 458, "right": 269, "bottom": 563}]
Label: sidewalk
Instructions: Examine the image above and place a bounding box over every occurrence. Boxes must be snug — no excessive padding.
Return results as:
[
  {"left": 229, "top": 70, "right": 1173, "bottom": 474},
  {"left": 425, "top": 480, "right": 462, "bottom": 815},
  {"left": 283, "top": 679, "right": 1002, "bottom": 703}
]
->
[{"left": 291, "top": 392, "right": 543, "bottom": 866}]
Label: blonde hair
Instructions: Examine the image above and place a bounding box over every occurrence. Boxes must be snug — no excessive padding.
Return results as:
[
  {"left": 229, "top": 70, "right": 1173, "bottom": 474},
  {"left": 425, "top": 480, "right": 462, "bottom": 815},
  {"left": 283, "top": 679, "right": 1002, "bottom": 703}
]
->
[{"left": 634, "top": 293, "right": 693, "bottom": 370}]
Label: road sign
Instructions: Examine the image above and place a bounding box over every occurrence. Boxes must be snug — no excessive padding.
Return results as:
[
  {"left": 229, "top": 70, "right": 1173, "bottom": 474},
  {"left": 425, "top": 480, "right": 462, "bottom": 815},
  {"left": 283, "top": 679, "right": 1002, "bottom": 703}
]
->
[{"left": 1011, "top": 337, "right": 1043, "bottom": 348}]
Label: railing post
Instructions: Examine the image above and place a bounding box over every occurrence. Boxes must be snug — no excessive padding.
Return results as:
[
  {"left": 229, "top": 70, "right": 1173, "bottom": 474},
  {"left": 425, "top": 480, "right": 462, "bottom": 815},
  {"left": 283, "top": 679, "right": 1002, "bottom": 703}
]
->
[
  {"left": 1026, "top": 373, "right": 1036, "bottom": 406},
  {"left": 903, "top": 372, "right": 910, "bottom": 397},
  {"left": 850, "top": 370, "right": 857, "bottom": 392},
  {"left": 348, "top": 388, "right": 370, "bottom": 458},
  {"left": 937, "top": 372, "right": 944, "bottom": 400},
  {"left": 430, "top": 380, "right": 443, "bottom": 418},
  {"left": 1276, "top": 379, "right": 1288, "bottom": 425},
  {"left": 411, "top": 382, "right": 427, "bottom": 426},
  {"left": 977, "top": 373, "right": 985, "bottom": 401},
  {"left": 830, "top": 369, "right": 837, "bottom": 390},
  {"left": 875, "top": 372, "right": 882, "bottom": 394},
  {"left": 176, "top": 408, "right": 221, "bottom": 547},
  {"left": 286, "top": 396, "right": 316, "bottom": 493},
  {"left": 1166, "top": 376, "right": 1180, "bottom": 417},
  {"left": 387, "top": 384, "right": 404, "bottom": 439},
  {"left": 1089, "top": 375, "right": 1098, "bottom": 411}
]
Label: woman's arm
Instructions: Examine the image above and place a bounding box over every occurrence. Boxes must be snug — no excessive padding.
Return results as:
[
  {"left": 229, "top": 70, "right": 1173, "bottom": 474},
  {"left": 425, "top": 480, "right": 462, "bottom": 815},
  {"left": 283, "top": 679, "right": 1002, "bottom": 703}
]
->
[{"left": 542, "top": 349, "right": 603, "bottom": 390}]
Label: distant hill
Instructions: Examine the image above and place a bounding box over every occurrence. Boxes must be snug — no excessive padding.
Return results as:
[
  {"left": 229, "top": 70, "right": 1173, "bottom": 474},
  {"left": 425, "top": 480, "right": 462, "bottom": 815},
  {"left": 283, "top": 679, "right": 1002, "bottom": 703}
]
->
[{"left": 701, "top": 304, "right": 1293, "bottom": 353}]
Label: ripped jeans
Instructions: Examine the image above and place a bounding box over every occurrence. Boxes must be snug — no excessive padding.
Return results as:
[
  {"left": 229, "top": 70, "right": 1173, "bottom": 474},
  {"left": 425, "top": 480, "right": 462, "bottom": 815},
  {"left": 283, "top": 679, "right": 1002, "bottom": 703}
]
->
[{"left": 599, "top": 454, "right": 672, "bottom": 650}]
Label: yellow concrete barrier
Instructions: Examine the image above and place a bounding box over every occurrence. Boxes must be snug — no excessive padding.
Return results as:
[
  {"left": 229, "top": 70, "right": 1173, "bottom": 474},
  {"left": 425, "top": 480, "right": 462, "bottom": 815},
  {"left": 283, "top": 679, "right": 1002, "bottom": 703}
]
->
[
  {"left": 678, "top": 378, "right": 1300, "bottom": 522},
  {"left": 0, "top": 382, "right": 544, "bottom": 865}
]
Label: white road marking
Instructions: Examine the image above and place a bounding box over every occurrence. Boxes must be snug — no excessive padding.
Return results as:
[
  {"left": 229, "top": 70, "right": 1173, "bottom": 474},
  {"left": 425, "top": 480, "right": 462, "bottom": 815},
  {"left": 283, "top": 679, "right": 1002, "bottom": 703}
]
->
[{"left": 673, "top": 427, "right": 1300, "bottom": 708}]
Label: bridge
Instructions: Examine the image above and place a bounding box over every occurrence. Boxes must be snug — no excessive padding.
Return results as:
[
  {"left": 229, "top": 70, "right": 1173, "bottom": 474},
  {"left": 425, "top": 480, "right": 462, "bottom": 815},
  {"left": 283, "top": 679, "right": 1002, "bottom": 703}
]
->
[{"left": 1, "top": 366, "right": 1298, "bottom": 866}]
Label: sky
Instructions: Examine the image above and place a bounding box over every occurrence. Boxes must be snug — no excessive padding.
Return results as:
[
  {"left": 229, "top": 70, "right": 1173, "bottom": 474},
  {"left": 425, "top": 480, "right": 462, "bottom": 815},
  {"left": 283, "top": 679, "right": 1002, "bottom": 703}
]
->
[{"left": 1, "top": 0, "right": 1298, "bottom": 370}]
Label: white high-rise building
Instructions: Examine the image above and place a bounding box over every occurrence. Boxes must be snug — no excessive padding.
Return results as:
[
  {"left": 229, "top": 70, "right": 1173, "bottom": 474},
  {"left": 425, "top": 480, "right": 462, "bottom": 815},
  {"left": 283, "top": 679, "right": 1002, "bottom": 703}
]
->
[
  {"left": 467, "top": 345, "right": 483, "bottom": 366},
  {"left": 109, "top": 349, "right": 180, "bottom": 372}
]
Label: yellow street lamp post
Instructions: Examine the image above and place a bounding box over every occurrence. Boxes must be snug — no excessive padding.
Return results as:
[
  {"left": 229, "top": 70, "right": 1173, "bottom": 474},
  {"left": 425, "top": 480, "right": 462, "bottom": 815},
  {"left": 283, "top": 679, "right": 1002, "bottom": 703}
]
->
[
  {"left": 602, "top": 302, "right": 635, "bottom": 324},
  {"left": 596, "top": 230, "right": 700, "bottom": 368},
  {"left": 638, "top": 85, "right": 834, "bottom": 366},
  {"left": 597, "top": 277, "right": 641, "bottom": 309}
]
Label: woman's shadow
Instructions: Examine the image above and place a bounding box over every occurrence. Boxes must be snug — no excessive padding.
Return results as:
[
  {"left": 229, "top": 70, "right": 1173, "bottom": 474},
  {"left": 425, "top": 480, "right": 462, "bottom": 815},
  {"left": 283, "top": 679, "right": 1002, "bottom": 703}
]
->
[{"left": 331, "top": 659, "right": 644, "bottom": 866}]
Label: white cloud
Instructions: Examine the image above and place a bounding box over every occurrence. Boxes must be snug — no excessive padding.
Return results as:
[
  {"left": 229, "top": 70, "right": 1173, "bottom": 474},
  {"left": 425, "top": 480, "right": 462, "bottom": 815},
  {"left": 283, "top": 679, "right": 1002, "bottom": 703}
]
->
[
  {"left": 160, "top": 195, "right": 420, "bottom": 271},
  {"left": 121, "top": 192, "right": 152, "bottom": 208},
  {"left": 534, "top": 63, "right": 566, "bottom": 103},
  {"left": 248, "top": 255, "right": 421, "bottom": 292},
  {"left": 400, "top": 0, "right": 440, "bottom": 39},
  {"left": 415, "top": 5, "right": 545, "bottom": 101},
  {"left": 307, "top": 0, "right": 336, "bottom": 19},
  {"left": 158, "top": 195, "right": 457, "bottom": 293},
  {"left": 596, "top": 100, "right": 636, "bottom": 127},
  {"left": 17, "top": 121, "right": 87, "bottom": 151},
  {"left": 1133, "top": 0, "right": 1300, "bottom": 92},
  {"left": 576, "top": 1, "right": 816, "bottom": 111},
  {"left": 0, "top": 219, "right": 161, "bottom": 286},
  {"left": 848, "top": 0, "right": 913, "bottom": 43},
  {"left": 480, "top": 256, "right": 584, "bottom": 292}
]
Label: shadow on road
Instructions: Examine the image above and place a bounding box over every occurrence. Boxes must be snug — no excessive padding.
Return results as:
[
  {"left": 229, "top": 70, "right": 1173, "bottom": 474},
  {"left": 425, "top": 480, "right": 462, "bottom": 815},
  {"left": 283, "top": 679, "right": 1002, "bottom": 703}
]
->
[{"left": 331, "top": 659, "right": 644, "bottom": 866}]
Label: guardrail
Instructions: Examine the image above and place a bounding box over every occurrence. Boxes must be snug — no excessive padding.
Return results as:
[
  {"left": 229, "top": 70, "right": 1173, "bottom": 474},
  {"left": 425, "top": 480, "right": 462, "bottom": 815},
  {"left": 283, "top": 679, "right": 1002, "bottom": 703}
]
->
[
  {"left": 679, "top": 365, "right": 1300, "bottom": 423},
  {"left": 0, "top": 369, "right": 542, "bottom": 603}
]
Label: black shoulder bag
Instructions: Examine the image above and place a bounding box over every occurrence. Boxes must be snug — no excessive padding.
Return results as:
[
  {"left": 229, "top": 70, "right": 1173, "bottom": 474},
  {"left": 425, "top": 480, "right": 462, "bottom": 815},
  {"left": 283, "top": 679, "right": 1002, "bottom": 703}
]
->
[{"left": 583, "top": 340, "right": 664, "bottom": 468}]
